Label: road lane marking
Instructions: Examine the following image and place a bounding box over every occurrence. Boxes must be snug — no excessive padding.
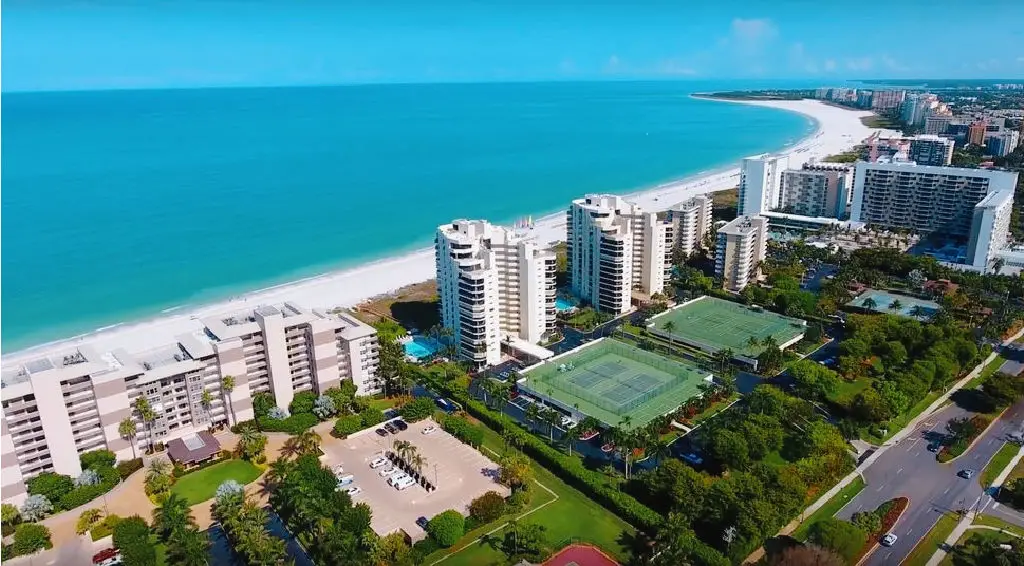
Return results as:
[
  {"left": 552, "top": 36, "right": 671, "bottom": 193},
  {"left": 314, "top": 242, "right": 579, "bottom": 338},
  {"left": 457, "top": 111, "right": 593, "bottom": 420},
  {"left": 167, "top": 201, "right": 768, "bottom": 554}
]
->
[{"left": 897, "top": 468, "right": 903, "bottom": 474}]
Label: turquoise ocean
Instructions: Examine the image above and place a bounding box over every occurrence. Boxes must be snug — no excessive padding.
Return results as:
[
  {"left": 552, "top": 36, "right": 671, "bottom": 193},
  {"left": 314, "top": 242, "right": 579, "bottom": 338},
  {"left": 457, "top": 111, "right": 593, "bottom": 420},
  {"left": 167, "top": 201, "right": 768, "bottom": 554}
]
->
[{"left": 1, "top": 81, "right": 814, "bottom": 351}]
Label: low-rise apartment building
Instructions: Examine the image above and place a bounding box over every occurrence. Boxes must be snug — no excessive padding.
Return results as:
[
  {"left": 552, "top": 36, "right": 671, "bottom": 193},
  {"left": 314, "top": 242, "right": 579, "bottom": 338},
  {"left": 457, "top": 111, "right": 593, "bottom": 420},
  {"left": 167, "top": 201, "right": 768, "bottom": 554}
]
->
[
  {"left": 435, "top": 220, "right": 556, "bottom": 367},
  {"left": 1, "top": 303, "right": 379, "bottom": 505},
  {"left": 715, "top": 215, "right": 769, "bottom": 292},
  {"left": 567, "top": 194, "right": 672, "bottom": 314}
]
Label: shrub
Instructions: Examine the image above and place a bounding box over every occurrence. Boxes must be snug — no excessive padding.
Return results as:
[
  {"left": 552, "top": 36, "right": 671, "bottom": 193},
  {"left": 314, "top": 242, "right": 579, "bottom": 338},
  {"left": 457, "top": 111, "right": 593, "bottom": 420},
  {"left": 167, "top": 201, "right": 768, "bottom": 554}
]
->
[
  {"left": 75, "top": 469, "right": 102, "bottom": 487},
  {"left": 216, "top": 480, "right": 245, "bottom": 502},
  {"left": 76, "top": 509, "right": 104, "bottom": 535},
  {"left": 117, "top": 458, "right": 144, "bottom": 480},
  {"left": 11, "top": 523, "right": 52, "bottom": 555},
  {"left": 289, "top": 391, "right": 317, "bottom": 415},
  {"left": 411, "top": 537, "right": 440, "bottom": 563},
  {"left": 333, "top": 414, "right": 364, "bottom": 438},
  {"left": 91, "top": 514, "right": 122, "bottom": 541},
  {"left": 440, "top": 415, "right": 484, "bottom": 447},
  {"left": 359, "top": 408, "right": 386, "bottom": 428},
  {"left": 468, "top": 491, "right": 506, "bottom": 524},
  {"left": 20, "top": 494, "right": 53, "bottom": 522},
  {"left": 3, "top": 503, "right": 22, "bottom": 527},
  {"left": 80, "top": 450, "right": 117, "bottom": 471},
  {"left": 267, "top": 407, "right": 290, "bottom": 420},
  {"left": 229, "top": 419, "right": 258, "bottom": 434},
  {"left": 172, "top": 463, "right": 186, "bottom": 478},
  {"left": 400, "top": 397, "right": 436, "bottom": 422},
  {"left": 252, "top": 392, "right": 276, "bottom": 418},
  {"left": 313, "top": 395, "right": 338, "bottom": 420},
  {"left": 26, "top": 472, "right": 74, "bottom": 503},
  {"left": 808, "top": 517, "right": 867, "bottom": 563},
  {"left": 59, "top": 484, "right": 110, "bottom": 511},
  {"left": 257, "top": 412, "right": 318, "bottom": 434},
  {"left": 427, "top": 510, "right": 465, "bottom": 547},
  {"left": 113, "top": 515, "right": 155, "bottom": 566}
]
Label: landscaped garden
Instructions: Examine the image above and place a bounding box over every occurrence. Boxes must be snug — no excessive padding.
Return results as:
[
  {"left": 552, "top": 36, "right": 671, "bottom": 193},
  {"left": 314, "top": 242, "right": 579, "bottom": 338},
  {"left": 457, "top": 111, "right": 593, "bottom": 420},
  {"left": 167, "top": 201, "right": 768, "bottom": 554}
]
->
[{"left": 169, "top": 460, "right": 262, "bottom": 505}]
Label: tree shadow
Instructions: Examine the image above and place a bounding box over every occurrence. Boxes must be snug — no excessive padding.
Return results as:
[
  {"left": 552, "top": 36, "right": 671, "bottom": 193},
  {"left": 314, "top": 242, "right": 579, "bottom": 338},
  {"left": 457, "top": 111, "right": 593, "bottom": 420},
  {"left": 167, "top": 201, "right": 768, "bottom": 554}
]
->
[
  {"left": 949, "top": 389, "right": 996, "bottom": 414},
  {"left": 389, "top": 300, "right": 440, "bottom": 332}
]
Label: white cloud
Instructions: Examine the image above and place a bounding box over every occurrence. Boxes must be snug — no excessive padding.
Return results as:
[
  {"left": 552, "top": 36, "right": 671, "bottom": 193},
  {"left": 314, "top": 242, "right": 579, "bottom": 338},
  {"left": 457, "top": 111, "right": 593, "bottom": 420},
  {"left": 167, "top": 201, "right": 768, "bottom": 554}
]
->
[
  {"left": 881, "top": 54, "right": 908, "bottom": 72},
  {"left": 603, "top": 55, "right": 622, "bottom": 73},
  {"left": 730, "top": 18, "right": 778, "bottom": 46},
  {"left": 788, "top": 42, "right": 819, "bottom": 73},
  {"left": 824, "top": 59, "right": 837, "bottom": 72},
  {"left": 655, "top": 60, "right": 698, "bottom": 76}
]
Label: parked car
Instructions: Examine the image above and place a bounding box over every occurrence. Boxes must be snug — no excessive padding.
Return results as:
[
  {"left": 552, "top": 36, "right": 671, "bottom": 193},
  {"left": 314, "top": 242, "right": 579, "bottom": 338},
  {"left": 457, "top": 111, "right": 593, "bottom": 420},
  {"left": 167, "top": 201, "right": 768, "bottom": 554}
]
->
[
  {"left": 394, "top": 476, "right": 417, "bottom": 490},
  {"left": 375, "top": 428, "right": 389, "bottom": 437},
  {"left": 959, "top": 469, "right": 975, "bottom": 479},
  {"left": 384, "top": 422, "right": 399, "bottom": 434},
  {"left": 379, "top": 466, "right": 402, "bottom": 477},
  {"left": 416, "top": 516, "right": 429, "bottom": 530},
  {"left": 422, "top": 425, "right": 437, "bottom": 435},
  {"left": 394, "top": 419, "right": 408, "bottom": 431},
  {"left": 388, "top": 473, "right": 411, "bottom": 487},
  {"left": 93, "top": 549, "right": 120, "bottom": 565},
  {"left": 345, "top": 486, "right": 363, "bottom": 496},
  {"left": 336, "top": 474, "right": 355, "bottom": 488},
  {"left": 880, "top": 533, "right": 898, "bottom": 547},
  {"left": 560, "top": 416, "right": 577, "bottom": 429},
  {"left": 370, "top": 457, "right": 388, "bottom": 468}
]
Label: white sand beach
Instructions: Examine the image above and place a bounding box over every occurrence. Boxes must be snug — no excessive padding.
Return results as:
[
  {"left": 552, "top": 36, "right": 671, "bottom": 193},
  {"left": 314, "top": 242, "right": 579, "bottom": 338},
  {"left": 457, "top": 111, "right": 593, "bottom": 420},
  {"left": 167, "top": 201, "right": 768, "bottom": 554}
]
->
[{"left": 4, "top": 98, "right": 895, "bottom": 362}]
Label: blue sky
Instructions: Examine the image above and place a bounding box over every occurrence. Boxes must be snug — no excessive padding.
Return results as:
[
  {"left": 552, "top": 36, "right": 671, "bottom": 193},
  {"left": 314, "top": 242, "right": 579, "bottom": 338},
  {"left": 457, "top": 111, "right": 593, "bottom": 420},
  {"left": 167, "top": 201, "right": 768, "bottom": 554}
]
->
[{"left": 4, "top": 0, "right": 1024, "bottom": 91}]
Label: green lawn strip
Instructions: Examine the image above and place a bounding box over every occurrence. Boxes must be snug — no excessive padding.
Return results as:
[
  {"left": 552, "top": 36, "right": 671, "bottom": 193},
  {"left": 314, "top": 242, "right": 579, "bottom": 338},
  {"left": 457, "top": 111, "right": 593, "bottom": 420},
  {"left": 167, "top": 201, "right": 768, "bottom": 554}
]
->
[
  {"left": 828, "top": 377, "right": 872, "bottom": 405},
  {"left": 791, "top": 476, "right": 866, "bottom": 541},
  {"left": 369, "top": 397, "right": 401, "bottom": 411},
  {"left": 426, "top": 421, "right": 635, "bottom": 565},
  {"left": 689, "top": 394, "right": 740, "bottom": 427},
  {"left": 940, "top": 528, "right": 1020, "bottom": 566},
  {"left": 1007, "top": 456, "right": 1024, "bottom": 484},
  {"left": 973, "top": 514, "right": 1024, "bottom": 538},
  {"left": 169, "top": 460, "right": 262, "bottom": 505},
  {"left": 982, "top": 443, "right": 1019, "bottom": 487},
  {"left": 902, "top": 512, "right": 958, "bottom": 566},
  {"left": 965, "top": 355, "right": 1008, "bottom": 390}
]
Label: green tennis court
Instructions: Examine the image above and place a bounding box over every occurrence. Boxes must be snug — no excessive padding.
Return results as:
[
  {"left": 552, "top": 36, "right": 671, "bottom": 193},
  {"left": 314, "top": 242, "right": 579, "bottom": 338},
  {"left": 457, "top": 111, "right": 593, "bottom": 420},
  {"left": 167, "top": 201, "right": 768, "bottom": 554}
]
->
[
  {"left": 521, "top": 338, "right": 710, "bottom": 429},
  {"left": 648, "top": 297, "right": 806, "bottom": 357}
]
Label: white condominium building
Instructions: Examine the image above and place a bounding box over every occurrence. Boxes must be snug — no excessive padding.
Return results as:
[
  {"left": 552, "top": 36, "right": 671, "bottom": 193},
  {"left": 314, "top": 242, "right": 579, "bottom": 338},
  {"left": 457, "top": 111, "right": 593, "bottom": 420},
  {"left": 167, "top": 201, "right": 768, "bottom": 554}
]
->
[
  {"left": 908, "top": 135, "right": 955, "bottom": 166},
  {"left": 567, "top": 195, "right": 672, "bottom": 315},
  {"left": 715, "top": 215, "right": 769, "bottom": 292},
  {"left": 780, "top": 167, "right": 850, "bottom": 219},
  {"left": 435, "top": 220, "right": 556, "bottom": 367},
  {"left": 851, "top": 161, "right": 1018, "bottom": 238},
  {"left": 738, "top": 154, "right": 790, "bottom": 215},
  {"left": 0, "top": 303, "right": 379, "bottom": 505},
  {"left": 967, "top": 189, "right": 1014, "bottom": 271},
  {"left": 667, "top": 195, "right": 713, "bottom": 257}
]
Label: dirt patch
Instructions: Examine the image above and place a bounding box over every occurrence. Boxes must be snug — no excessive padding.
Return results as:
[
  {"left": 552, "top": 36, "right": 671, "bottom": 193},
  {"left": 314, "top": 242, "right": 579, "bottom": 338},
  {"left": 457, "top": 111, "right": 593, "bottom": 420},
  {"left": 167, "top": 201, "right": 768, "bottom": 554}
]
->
[{"left": 354, "top": 279, "right": 440, "bottom": 331}]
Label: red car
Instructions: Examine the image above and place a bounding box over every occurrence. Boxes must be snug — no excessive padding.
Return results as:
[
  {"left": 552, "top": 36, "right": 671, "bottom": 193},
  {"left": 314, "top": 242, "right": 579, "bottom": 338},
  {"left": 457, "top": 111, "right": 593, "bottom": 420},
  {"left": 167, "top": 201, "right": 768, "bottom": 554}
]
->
[{"left": 92, "top": 549, "right": 118, "bottom": 564}]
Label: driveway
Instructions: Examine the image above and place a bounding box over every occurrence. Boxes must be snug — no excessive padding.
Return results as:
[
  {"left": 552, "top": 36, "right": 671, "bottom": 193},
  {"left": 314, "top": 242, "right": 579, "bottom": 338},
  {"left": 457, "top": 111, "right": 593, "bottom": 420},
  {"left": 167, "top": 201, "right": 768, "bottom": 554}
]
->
[{"left": 837, "top": 400, "right": 1024, "bottom": 565}]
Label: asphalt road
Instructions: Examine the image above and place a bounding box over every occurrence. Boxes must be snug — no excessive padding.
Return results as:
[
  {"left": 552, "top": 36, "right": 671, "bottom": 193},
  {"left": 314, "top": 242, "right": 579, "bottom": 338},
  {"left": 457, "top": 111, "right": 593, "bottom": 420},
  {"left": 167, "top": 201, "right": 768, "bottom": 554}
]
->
[{"left": 837, "top": 398, "right": 1024, "bottom": 566}]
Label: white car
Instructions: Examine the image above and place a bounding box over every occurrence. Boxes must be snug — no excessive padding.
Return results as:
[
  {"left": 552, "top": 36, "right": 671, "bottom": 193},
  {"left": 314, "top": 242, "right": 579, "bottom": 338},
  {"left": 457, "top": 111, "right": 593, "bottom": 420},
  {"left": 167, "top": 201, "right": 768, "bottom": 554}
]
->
[
  {"left": 394, "top": 476, "right": 417, "bottom": 490},
  {"left": 345, "top": 486, "right": 363, "bottom": 496},
  {"left": 560, "top": 416, "right": 577, "bottom": 429},
  {"left": 379, "top": 466, "right": 401, "bottom": 477},
  {"left": 369, "top": 457, "right": 388, "bottom": 469},
  {"left": 422, "top": 425, "right": 437, "bottom": 435},
  {"left": 880, "top": 533, "right": 898, "bottom": 547},
  {"left": 388, "top": 473, "right": 411, "bottom": 486}
]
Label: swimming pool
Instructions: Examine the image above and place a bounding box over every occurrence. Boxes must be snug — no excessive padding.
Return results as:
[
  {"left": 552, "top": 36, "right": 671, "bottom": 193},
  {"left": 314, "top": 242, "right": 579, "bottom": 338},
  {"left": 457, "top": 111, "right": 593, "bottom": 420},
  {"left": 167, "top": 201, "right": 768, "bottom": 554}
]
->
[
  {"left": 555, "top": 296, "right": 577, "bottom": 312},
  {"left": 404, "top": 336, "right": 441, "bottom": 360}
]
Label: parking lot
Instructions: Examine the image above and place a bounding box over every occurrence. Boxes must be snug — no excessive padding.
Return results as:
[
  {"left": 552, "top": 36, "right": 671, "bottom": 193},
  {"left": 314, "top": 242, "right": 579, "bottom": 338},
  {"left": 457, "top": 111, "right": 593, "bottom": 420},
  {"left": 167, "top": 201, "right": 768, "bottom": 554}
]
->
[{"left": 320, "top": 417, "right": 510, "bottom": 540}]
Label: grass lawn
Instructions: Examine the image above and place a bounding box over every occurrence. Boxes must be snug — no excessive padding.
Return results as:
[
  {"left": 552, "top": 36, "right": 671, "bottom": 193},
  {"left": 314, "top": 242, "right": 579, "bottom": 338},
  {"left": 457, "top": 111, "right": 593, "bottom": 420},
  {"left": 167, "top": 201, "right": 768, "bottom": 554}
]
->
[
  {"left": 940, "top": 529, "right": 1020, "bottom": 565},
  {"left": 982, "top": 443, "right": 1019, "bottom": 487},
  {"left": 973, "top": 514, "right": 1024, "bottom": 538},
  {"left": 424, "top": 418, "right": 635, "bottom": 565},
  {"left": 965, "top": 355, "right": 1007, "bottom": 390},
  {"left": 903, "top": 512, "right": 958, "bottom": 566},
  {"left": 369, "top": 397, "right": 401, "bottom": 411},
  {"left": 792, "top": 476, "right": 866, "bottom": 541},
  {"left": 690, "top": 394, "right": 740, "bottom": 427},
  {"left": 1007, "top": 455, "right": 1024, "bottom": 484},
  {"left": 170, "top": 460, "right": 262, "bottom": 505},
  {"left": 828, "top": 377, "right": 872, "bottom": 405}
]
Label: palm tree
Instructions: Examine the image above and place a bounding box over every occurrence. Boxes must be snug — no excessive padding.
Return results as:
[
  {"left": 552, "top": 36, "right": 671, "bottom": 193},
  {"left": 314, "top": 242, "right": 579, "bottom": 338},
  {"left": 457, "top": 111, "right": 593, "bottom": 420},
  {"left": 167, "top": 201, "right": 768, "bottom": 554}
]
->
[
  {"left": 168, "top": 527, "right": 210, "bottom": 566},
  {"left": 281, "top": 430, "right": 321, "bottom": 459},
  {"left": 746, "top": 336, "right": 760, "bottom": 351},
  {"left": 662, "top": 320, "right": 677, "bottom": 349},
  {"left": 617, "top": 415, "right": 633, "bottom": 431},
  {"left": 264, "top": 458, "right": 295, "bottom": 493},
  {"left": 862, "top": 297, "right": 878, "bottom": 310},
  {"left": 201, "top": 390, "right": 214, "bottom": 414},
  {"left": 392, "top": 439, "right": 413, "bottom": 462},
  {"left": 909, "top": 305, "right": 925, "bottom": 318},
  {"left": 153, "top": 493, "right": 195, "bottom": 542},
  {"left": 147, "top": 457, "right": 172, "bottom": 482},
  {"left": 236, "top": 428, "right": 267, "bottom": 463},
  {"left": 503, "top": 426, "right": 526, "bottom": 454},
  {"left": 561, "top": 424, "right": 583, "bottom": 457},
  {"left": 889, "top": 299, "right": 903, "bottom": 313},
  {"left": 525, "top": 403, "right": 540, "bottom": 432},
  {"left": 220, "top": 376, "right": 236, "bottom": 426},
  {"left": 134, "top": 397, "right": 156, "bottom": 454},
  {"left": 119, "top": 417, "right": 138, "bottom": 459},
  {"left": 541, "top": 409, "right": 559, "bottom": 441},
  {"left": 409, "top": 453, "right": 427, "bottom": 481},
  {"left": 493, "top": 382, "right": 512, "bottom": 415}
]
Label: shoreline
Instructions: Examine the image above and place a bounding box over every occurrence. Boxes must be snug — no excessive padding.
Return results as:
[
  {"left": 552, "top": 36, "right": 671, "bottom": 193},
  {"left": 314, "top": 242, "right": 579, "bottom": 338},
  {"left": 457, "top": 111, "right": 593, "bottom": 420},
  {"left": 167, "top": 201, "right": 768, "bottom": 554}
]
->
[{"left": 3, "top": 98, "right": 891, "bottom": 362}]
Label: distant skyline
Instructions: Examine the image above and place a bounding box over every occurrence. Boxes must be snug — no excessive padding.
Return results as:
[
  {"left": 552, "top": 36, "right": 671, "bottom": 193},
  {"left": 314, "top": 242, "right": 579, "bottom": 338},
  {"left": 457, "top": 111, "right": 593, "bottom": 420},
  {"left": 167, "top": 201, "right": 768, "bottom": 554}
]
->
[{"left": 3, "top": 0, "right": 1024, "bottom": 92}]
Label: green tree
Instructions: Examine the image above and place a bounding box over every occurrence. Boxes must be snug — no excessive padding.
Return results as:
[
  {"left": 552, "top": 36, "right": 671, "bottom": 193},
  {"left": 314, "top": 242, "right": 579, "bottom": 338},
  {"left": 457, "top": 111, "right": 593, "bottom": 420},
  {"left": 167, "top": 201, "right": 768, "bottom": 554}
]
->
[
  {"left": 113, "top": 515, "right": 156, "bottom": 566},
  {"left": 427, "top": 510, "right": 465, "bottom": 547},
  {"left": 468, "top": 491, "right": 507, "bottom": 524},
  {"left": 862, "top": 297, "right": 878, "bottom": 310},
  {"left": 237, "top": 428, "right": 268, "bottom": 463},
  {"left": 118, "top": 417, "right": 139, "bottom": 460},
  {"left": 807, "top": 517, "right": 867, "bottom": 564},
  {"left": 709, "top": 428, "right": 750, "bottom": 470},
  {"left": 790, "top": 360, "right": 840, "bottom": 401},
  {"left": 372, "top": 532, "right": 414, "bottom": 566},
  {"left": 742, "top": 414, "right": 784, "bottom": 460},
  {"left": 77, "top": 508, "right": 104, "bottom": 535},
  {"left": 983, "top": 372, "right": 1024, "bottom": 407},
  {"left": 11, "top": 523, "right": 53, "bottom": 555},
  {"left": 399, "top": 396, "right": 436, "bottom": 422},
  {"left": 289, "top": 390, "right": 318, "bottom": 415},
  {"left": 889, "top": 299, "right": 903, "bottom": 312},
  {"left": 952, "top": 533, "right": 1024, "bottom": 565},
  {"left": 2, "top": 503, "right": 21, "bottom": 530},
  {"left": 501, "top": 520, "right": 549, "bottom": 563},
  {"left": 498, "top": 453, "right": 533, "bottom": 490},
  {"left": 167, "top": 527, "right": 210, "bottom": 566},
  {"left": 221, "top": 375, "right": 236, "bottom": 425},
  {"left": 26, "top": 472, "right": 74, "bottom": 505},
  {"left": 281, "top": 430, "right": 322, "bottom": 460},
  {"left": 134, "top": 397, "right": 157, "bottom": 454},
  {"left": 152, "top": 493, "right": 195, "bottom": 542}
]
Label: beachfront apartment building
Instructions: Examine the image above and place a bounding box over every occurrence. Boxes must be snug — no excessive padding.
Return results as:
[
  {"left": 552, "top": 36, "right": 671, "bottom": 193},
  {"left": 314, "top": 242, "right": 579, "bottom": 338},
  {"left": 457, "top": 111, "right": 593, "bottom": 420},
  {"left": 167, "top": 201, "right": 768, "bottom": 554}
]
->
[
  {"left": 966, "top": 189, "right": 1014, "bottom": 270},
  {"left": 738, "top": 154, "right": 789, "bottom": 215},
  {"left": 715, "top": 215, "right": 769, "bottom": 292},
  {"left": 850, "top": 161, "right": 1019, "bottom": 239},
  {"left": 908, "top": 135, "right": 955, "bottom": 166},
  {"left": 435, "top": 220, "right": 556, "bottom": 367},
  {"left": 780, "top": 167, "right": 849, "bottom": 219},
  {"left": 567, "top": 194, "right": 672, "bottom": 315},
  {"left": 667, "top": 194, "right": 713, "bottom": 257},
  {"left": 0, "top": 303, "right": 379, "bottom": 505}
]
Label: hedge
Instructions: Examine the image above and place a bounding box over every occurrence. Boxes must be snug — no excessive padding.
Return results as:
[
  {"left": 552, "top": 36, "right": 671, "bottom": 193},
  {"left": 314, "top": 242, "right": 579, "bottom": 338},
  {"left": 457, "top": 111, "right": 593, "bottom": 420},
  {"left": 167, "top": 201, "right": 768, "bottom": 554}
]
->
[
  {"left": 256, "top": 412, "right": 318, "bottom": 434},
  {"left": 461, "top": 396, "right": 662, "bottom": 530},
  {"left": 333, "top": 414, "right": 364, "bottom": 438},
  {"left": 117, "top": 459, "right": 144, "bottom": 480}
]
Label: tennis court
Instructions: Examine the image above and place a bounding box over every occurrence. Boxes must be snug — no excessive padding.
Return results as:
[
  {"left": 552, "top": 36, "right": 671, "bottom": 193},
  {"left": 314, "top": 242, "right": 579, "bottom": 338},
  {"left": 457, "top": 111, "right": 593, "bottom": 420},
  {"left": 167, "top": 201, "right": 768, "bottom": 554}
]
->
[
  {"left": 647, "top": 297, "right": 806, "bottom": 357},
  {"left": 520, "top": 338, "right": 710, "bottom": 429},
  {"left": 847, "top": 289, "right": 939, "bottom": 320}
]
